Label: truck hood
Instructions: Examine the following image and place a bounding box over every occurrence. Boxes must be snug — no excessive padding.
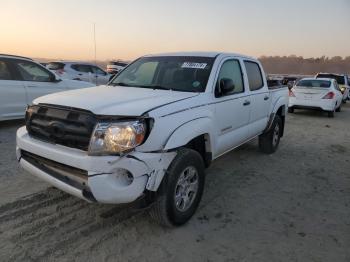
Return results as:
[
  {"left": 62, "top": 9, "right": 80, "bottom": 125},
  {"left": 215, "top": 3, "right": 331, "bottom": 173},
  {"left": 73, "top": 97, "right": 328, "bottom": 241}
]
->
[{"left": 33, "top": 85, "right": 198, "bottom": 116}]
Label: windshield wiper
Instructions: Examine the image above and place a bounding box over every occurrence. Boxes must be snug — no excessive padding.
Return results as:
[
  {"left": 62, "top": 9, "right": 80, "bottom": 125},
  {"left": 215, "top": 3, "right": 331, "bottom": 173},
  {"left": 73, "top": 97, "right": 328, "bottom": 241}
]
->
[
  {"left": 139, "top": 85, "right": 172, "bottom": 91},
  {"left": 109, "top": 82, "right": 132, "bottom": 87}
]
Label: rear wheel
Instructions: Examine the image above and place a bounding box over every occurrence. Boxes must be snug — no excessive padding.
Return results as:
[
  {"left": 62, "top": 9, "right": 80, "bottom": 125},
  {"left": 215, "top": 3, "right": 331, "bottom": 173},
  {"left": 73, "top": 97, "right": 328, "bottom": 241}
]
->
[
  {"left": 148, "top": 148, "right": 205, "bottom": 227},
  {"left": 336, "top": 104, "right": 341, "bottom": 112},
  {"left": 328, "top": 110, "right": 335, "bottom": 118},
  {"left": 259, "top": 115, "right": 282, "bottom": 154}
]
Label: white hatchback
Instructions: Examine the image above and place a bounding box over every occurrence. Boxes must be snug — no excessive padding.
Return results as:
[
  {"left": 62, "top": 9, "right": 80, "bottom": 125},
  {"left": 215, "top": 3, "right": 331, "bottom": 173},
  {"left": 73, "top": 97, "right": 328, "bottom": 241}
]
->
[{"left": 288, "top": 78, "right": 343, "bottom": 117}]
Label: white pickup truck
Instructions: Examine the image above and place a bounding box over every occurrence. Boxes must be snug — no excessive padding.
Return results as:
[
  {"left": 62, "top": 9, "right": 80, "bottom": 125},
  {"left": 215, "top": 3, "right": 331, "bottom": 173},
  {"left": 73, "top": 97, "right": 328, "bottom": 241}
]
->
[{"left": 16, "top": 52, "right": 288, "bottom": 226}]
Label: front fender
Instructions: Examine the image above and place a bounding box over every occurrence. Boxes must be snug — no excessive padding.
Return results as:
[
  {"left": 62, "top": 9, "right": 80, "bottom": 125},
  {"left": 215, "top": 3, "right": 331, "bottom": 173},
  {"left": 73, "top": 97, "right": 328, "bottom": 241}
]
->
[{"left": 163, "top": 117, "right": 214, "bottom": 151}]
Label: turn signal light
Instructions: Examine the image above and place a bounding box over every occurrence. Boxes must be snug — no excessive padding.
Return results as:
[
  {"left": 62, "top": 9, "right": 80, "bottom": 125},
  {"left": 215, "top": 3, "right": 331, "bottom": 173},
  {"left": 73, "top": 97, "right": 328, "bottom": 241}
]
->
[{"left": 322, "top": 92, "right": 335, "bottom": 99}]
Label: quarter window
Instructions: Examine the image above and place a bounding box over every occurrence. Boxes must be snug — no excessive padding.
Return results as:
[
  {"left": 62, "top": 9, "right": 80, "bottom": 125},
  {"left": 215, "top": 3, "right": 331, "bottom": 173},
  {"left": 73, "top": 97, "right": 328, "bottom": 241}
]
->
[
  {"left": 16, "top": 61, "right": 52, "bottom": 82},
  {"left": 244, "top": 61, "right": 264, "bottom": 91},
  {"left": 216, "top": 59, "right": 244, "bottom": 96},
  {"left": 0, "top": 60, "right": 12, "bottom": 80}
]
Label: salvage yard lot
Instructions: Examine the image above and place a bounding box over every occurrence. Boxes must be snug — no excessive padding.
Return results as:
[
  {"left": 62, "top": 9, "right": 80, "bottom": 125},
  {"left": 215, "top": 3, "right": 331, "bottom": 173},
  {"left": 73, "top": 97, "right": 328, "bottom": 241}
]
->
[{"left": 0, "top": 105, "right": 349, "bottom": 262}]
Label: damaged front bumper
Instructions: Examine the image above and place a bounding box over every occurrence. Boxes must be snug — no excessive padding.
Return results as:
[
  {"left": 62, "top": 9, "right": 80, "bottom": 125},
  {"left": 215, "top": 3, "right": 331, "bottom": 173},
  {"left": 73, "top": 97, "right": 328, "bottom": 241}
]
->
[{"left": 16, "top": 126, "right": 176, "bottom": 204}]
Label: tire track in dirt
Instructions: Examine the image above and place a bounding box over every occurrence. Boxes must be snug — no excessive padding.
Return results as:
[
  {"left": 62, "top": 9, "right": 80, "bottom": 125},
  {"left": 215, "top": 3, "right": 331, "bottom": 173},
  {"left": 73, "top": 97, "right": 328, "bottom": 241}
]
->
[{"left": 0, "top": 187, "right": 143, "bottom": 262}]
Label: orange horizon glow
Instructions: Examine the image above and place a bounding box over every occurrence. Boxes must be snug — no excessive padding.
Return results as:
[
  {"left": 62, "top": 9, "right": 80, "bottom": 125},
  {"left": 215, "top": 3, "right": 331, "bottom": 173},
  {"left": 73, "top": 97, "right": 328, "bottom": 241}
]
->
[{"left": 1, "top": 0, "right": 349, "bottom": 61}]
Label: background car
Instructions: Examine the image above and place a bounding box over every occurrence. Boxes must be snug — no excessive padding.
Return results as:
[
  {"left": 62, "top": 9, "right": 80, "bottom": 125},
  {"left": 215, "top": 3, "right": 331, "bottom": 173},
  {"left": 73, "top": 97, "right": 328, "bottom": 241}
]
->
[
  {"left": 46, "top": 61, "right": 112, "bottom": 85},
  {"left": 288, "top": 78, "right": 343, "bottom": 117},
  {"left": 315, "top": 73, "right": 349, "bottom": 103},
  {"left": 106, "top": 60, "right": 128, "bottom": 75},
  {"left": 0, "top": 54, "right": 95, "bottom": 121}
]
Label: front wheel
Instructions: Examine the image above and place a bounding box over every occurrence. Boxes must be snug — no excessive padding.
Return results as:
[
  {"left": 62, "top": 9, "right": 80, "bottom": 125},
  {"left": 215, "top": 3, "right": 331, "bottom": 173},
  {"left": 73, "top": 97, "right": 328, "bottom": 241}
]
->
[
  {"left": 259, "top": 115, "right": 282, "bottom": 154},
  {"left": 148, "top": 148, "right": 205, "bottom": 227}
]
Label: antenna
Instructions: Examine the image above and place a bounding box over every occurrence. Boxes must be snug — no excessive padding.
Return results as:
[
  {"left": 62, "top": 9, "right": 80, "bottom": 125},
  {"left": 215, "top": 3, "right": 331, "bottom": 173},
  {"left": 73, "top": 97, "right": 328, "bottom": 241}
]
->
[{"left": 93, "top": 22, "right": 97, "bottom": 66}]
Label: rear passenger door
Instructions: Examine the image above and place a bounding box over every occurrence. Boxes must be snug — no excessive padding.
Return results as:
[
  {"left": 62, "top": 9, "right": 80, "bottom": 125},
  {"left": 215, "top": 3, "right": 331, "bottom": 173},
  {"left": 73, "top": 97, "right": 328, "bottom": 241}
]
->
[
  {"left": 213, "top": 58, "right": 251, "bottom": 157},
  {"left": 243, "top": 60, "right": 270, "bottom": 136},
  {"left": 0, "top": 59, "right": 26, "bottom": 120}
]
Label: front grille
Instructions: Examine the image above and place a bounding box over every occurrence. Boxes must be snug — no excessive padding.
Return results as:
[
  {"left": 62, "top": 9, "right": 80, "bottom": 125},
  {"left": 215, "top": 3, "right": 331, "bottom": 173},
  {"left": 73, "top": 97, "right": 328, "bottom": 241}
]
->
[{"left": 26, "top": 104, "right": 97, "bottom": 151}]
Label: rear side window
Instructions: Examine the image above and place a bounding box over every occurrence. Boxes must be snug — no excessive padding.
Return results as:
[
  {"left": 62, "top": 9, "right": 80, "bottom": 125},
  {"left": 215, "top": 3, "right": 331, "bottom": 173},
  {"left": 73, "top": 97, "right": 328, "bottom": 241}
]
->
[
  {"left": 216, "top": 59, "right": 244, "bottom": 96},
  {"left": 244, "top": 61, "right": 264, "bottom": 91},
  {"left": 71, "top": 64, "right": 92, "bottom": 73},
  {"left": 0, "top": 60, "right": 12, "bottom": 80},
  {"left": 47, "top": 62, "right": 65, "bottom": 70}
]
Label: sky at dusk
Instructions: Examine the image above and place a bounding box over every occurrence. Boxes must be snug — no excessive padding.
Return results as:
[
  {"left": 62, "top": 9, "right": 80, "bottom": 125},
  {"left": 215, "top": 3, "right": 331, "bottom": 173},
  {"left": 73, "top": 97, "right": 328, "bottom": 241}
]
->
[{"left": 1, "top": 0, "right": 349, "bottom": 61}]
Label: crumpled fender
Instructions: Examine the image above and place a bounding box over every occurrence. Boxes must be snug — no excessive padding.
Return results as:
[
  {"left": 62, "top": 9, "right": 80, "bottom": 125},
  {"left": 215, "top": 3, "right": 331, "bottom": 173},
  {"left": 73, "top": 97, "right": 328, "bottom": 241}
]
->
[{"left": 163, "top": 117, "right": 214, "bottom": 151}]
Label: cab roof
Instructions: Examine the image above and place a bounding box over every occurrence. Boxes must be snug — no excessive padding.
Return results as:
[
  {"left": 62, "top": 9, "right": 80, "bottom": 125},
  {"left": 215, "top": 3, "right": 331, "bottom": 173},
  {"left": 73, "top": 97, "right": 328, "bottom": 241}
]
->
[{"left": 144, "top": 51, "right": 255, "bottom": 60}]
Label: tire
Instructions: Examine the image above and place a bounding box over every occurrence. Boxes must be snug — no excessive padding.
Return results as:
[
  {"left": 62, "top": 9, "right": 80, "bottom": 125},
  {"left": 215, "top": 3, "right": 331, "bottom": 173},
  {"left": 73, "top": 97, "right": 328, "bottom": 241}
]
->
[
  {"left": 148, "top": 148, "right": 205, "bottom": 227},
  {"left": 336, "top": 104, "right": 341, "bottom": 112},
  {"left": 288, "top": 107, "right": 294, "bottom": 113},
  {"left": 328, "top": 110, "right": 334, "bottom": 118},
  {"left": 259, "top": 115, "right": 282, "bottom": 154}
]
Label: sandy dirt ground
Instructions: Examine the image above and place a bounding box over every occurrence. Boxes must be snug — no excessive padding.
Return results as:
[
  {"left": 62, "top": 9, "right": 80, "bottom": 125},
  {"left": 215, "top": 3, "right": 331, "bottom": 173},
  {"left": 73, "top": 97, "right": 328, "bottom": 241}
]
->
[{"left": 0, "top": 105, "right": 349, "bottom": 262}]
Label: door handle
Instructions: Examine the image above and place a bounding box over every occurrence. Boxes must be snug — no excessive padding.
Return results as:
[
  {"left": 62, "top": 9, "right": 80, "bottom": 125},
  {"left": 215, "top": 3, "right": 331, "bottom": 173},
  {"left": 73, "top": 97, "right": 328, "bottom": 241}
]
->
[
  {"left": 264, "top": 96, "right": 269, "bottom": 100},
  {"left": 243, "top": 100, "right": 250, "bottom": 106}
]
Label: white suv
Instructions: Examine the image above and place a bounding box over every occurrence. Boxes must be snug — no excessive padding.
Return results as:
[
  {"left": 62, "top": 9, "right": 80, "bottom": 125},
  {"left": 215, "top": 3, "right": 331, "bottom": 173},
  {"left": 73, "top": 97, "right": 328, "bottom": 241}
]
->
[
  {"left": 0, "top": 54, "right": 94, "bottom": 121},
  {"left": 47, "top": 61, "right": 112, "bottom": 85}
]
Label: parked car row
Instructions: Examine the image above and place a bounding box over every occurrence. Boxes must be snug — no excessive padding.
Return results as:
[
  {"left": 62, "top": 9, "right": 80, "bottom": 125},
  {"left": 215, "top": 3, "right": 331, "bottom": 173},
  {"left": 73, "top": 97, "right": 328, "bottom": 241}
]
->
[{"left": 46, "top": 61, "right": 113, "bottom": 85}]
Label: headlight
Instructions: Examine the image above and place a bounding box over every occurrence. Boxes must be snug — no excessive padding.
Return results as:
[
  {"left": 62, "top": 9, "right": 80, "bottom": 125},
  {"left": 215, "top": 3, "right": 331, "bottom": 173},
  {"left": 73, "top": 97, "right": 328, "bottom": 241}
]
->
[
  {"left": 88, "top": 120, "right": 147, "bottom": 155},
  {"left": 340, "top": 87, "right": 345, "bottom": 92}
]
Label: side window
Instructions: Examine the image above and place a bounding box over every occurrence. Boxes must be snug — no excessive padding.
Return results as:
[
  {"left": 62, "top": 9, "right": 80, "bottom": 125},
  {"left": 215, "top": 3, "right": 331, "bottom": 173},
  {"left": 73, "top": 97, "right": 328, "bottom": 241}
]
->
[
  {"left": 216, "top": 59, "right": 244, "bottom": 96},
  {"left": 0, "top": 60, "right": 12, "bottom": 80},
  {"left": 91, "top": 66, "right": 106, "bottom": 75},
  {"left": 71, "top": 64, "right": 92, "bottom": 73},
  {"left": 16, "top": 61, "right": 52, "bottom": 82},
  {"left": 244, "top": 61, "right": 264, "bottom": 91}
]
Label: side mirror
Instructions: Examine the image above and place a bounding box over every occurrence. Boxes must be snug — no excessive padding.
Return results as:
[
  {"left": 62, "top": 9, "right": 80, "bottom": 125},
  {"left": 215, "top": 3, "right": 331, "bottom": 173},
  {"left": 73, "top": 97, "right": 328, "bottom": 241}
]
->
[
  {"left": 51, "top": 73, "right": 61, "bottom": 82},
  {"left": 219, "top": 78, "right": 235, "bottom": 95}
]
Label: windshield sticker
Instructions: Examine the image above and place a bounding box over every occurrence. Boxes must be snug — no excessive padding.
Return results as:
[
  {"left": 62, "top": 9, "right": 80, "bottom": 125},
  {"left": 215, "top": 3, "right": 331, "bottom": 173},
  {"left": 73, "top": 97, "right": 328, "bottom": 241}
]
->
[
  {"left": 192, "top": 81, "right": 201, "bottom": 88},
  {"left": 181, "top": 62, "right": 207, "bottom": 69}
]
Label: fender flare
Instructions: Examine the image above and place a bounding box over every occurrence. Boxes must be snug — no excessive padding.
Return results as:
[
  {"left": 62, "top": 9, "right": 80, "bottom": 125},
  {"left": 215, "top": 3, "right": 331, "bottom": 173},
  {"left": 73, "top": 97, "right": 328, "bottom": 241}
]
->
[{"left": 163, "top": 117, "right": 214, "bottom": 151}]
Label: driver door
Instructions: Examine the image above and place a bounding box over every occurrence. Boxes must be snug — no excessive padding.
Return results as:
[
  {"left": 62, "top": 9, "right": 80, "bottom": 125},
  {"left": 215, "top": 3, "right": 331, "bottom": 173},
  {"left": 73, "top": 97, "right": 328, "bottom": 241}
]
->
[
  {"left": 13, "top": 60, "right": 67, "bottom": 105},
  {"left": 213, "top": 58, "right": 251, "bottom": 157}
]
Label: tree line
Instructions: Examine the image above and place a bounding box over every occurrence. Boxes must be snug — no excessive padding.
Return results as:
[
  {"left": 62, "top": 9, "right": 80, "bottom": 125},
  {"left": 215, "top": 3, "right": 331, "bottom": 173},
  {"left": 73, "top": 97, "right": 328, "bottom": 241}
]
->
[{"left": 259, "top": 55, "right": 350, "bottom": 75}]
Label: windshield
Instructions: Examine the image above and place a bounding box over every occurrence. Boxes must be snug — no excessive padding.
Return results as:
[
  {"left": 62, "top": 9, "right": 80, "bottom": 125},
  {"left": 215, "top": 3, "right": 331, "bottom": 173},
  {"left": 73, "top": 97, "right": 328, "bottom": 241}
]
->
[
  {"left": 296, "top": 79, "right": 331, "bottom": 88},
  {"left": 316, "top": 74, "right": 345, "bottom": 85},
  {"left": 109, "top": 56, "right": 215, "bottom": 92}
]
